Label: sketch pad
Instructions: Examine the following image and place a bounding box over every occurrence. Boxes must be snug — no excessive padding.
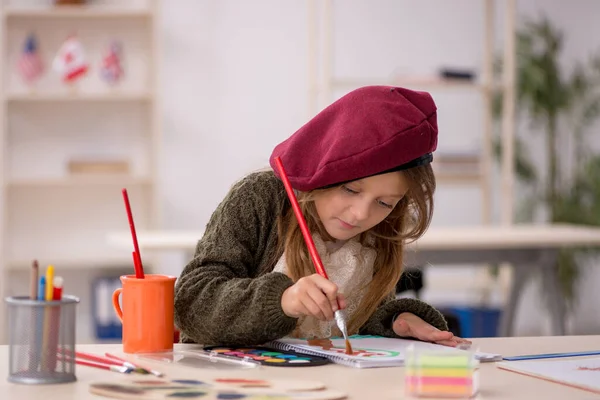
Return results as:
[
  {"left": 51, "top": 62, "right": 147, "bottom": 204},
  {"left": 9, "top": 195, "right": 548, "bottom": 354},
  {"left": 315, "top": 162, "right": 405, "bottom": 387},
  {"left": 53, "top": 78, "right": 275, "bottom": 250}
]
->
[
  {"left": 497, "top": 357, "right": 600, "bottom": 394},
  {"left": 89, "top": 377, "right": 347, "bottom": 399},
  {"left": 266, "top": 335, "right": 502, "bottom": 368}
]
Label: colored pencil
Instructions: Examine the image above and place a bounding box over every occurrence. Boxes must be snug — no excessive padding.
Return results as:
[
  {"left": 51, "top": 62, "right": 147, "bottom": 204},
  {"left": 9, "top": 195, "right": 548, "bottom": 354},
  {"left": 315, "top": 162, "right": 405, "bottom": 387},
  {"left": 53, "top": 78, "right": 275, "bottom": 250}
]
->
[
  {"left": 44, "top": 265, "right": 54, "bottom": 302},
  {"left": 122, "top": 188, "right": 145, "bottom": 279},
  {"left": 30, "top": 260, "right": 39, "bottom": 300},
  {"left": 52, "top": 276, "right": 63, "bottom": 301},
  {"left": 28, "top": 260, "right": 40, "bottom": 371},
  {"left": 48, "top": 276, "right": 63, "bottom": 371},
  {"left": 33, "top": 276, "right": 46, "bottom": 371},
  {"left": 41, "top": 265, "right": 55, "bottom": 371},
  {"left": 37, "top": 276, "right": 46, "bottom": 301},
  {"left": 503, "top": 350, "right": 600, "bottom": 361}
]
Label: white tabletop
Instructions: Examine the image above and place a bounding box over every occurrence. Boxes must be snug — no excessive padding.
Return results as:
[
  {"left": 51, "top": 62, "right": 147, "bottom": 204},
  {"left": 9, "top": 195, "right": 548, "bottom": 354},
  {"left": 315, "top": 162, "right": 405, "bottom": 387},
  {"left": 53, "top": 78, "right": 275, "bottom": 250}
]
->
[
  {"left": 2, "top": 335, "right": 600, "bottom": 399},
  {"left": 107, "top": 223, "right": 600, "bottom": 252}
]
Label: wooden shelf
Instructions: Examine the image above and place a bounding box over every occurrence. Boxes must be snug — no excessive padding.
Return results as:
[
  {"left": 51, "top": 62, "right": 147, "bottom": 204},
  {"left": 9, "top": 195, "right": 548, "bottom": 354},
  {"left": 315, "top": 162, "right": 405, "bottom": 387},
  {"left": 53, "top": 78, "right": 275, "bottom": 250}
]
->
[
  {"left": 3, "top": 6, "right": 152, "bottom": 19},
  {"left": 332, "top": 78, "right": 495, "bottom": 91},
  {"left": 7, "top": 92, "right": 153, "bottom": 103},
  {"left": 7, "top": 175, "right": 152, "bottom": 188},
  {"left": 0, "top": 0, "right": 161, "bottom": 346},
  {"left": 308, "top": 0, "right": 518, "bottom": 227},
  {"left": 6, "top": 256, "right": 134, "bottom": 271},
  {"left": 435, "top": 171, "right": 484, "bottom": 184}
]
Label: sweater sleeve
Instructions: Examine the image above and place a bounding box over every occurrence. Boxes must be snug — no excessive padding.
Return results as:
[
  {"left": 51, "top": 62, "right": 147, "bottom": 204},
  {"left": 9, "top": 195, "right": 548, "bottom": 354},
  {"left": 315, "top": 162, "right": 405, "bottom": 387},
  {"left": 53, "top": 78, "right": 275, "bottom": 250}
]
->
[
  {"left": 174, "top": 172, "right": 298, "bottom": 346},
  {"left": 358, "top": 296, "right": 448, "bottom": 338}
]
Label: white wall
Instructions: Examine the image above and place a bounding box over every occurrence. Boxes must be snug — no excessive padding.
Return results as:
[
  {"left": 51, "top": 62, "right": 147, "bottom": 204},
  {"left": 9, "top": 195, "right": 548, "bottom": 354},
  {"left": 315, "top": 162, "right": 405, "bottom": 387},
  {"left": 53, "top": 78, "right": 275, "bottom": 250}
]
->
[{"left": 155, "top": 0, "right": 600, "bottom": 337}]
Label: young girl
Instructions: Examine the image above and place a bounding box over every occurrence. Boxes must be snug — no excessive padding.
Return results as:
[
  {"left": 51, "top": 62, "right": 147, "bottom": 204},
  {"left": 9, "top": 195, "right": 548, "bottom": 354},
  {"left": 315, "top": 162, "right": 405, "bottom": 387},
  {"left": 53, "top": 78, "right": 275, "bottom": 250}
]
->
[{"left": 174, "top": 85, "right": 470, "bottom": 348}]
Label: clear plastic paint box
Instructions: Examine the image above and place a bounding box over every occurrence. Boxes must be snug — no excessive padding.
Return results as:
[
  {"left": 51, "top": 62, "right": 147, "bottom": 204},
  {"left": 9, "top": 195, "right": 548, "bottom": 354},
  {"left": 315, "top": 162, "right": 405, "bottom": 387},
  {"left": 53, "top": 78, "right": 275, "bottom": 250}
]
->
[
  {"left": 5, "top": 295, "right": 79, "bottom": 384},
  {"left": 405, "top": 346, "right": 480, "bottom": 399}
]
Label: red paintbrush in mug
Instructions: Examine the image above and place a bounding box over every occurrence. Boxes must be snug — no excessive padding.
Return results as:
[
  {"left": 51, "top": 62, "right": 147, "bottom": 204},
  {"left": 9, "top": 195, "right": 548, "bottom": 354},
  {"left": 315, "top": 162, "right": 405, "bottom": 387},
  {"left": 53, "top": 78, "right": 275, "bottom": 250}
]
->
[{"left": 122, "top": 188, "right": 145, "bottom": 279}]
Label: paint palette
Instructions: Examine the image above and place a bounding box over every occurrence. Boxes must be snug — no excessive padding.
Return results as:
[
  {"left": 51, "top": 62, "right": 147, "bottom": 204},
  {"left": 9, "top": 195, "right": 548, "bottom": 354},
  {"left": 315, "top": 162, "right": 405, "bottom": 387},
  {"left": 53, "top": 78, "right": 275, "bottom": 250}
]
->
[
  {"left": 89, "top": 377, "right": 347, "bottom": 399},
  {"left": 203, "top": 346, "right": 330, "bottom": 367}
]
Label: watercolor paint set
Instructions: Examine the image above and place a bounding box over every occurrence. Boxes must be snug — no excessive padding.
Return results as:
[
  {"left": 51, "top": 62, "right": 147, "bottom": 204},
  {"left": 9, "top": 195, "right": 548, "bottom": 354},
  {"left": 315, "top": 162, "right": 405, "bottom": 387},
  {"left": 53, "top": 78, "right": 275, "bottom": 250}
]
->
[
  {"left": 203, "top": 345, "right": 330, "bottom": 367},
  {"left": 134, "top": 346, "right": 330, "bottom": 371}
]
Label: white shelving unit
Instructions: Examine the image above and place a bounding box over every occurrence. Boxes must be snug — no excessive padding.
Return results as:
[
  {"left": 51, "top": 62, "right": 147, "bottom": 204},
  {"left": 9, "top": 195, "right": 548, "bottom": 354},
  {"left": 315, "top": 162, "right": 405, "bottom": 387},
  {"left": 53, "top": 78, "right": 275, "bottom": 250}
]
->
[
  {"left": 0, "top": 0, "right": 161, "bottom": 344},
  {"left": 307, "top": 0, "right": 517, "bottom": 226},
  {"left": 306, "top": 0, "right": 517, "bottom": 304}
]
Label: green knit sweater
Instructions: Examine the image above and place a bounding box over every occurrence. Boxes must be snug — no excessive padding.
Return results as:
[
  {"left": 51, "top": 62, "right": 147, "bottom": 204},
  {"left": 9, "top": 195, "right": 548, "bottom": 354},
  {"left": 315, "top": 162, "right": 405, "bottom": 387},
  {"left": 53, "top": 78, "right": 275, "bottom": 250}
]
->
[{"left": 174, "top": 170, "right": 448, "bottom": 346}]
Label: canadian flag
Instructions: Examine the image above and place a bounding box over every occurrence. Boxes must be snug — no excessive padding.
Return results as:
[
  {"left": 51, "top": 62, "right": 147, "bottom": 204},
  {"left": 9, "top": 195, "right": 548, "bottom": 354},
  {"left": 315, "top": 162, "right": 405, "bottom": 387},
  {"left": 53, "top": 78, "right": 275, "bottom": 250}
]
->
[{"left": 52, "top": 34, "right": 89, "bottom": 83}]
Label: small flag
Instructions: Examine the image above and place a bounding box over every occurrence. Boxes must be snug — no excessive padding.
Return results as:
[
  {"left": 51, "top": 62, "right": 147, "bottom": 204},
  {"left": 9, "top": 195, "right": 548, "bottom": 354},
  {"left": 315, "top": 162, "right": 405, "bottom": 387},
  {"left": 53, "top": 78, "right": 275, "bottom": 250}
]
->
[
  {"left": 52, "top": 34, "right": 89, "bottom": 83},
  {"left": 100, "top": 40, "right": 124, "bottom": 85},
  {"left": 17, "top": 33, "right": 44, "bottom": 84}
]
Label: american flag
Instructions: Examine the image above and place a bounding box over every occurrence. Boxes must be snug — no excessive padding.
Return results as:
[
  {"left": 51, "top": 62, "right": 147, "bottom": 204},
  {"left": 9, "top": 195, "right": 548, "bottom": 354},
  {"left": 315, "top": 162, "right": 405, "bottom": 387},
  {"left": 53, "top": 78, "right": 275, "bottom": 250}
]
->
[{"left": 17, "top": 33, "right": 44, "bottom": 84}]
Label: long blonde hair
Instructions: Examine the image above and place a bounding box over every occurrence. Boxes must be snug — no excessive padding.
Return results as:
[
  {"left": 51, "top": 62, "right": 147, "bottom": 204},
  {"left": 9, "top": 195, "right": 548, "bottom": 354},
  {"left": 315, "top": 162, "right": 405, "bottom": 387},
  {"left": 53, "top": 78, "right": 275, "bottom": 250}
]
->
[{"left": 274, "top": 164, "right": 436, "bottom": 334}]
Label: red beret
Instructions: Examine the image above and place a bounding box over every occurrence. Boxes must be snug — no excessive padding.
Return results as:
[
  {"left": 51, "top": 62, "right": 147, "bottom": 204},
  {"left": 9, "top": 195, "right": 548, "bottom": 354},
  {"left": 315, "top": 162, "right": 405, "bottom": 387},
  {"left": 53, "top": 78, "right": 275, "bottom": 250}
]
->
[{"left": 269, "top": 85, "right": 438, "bottom": 191}]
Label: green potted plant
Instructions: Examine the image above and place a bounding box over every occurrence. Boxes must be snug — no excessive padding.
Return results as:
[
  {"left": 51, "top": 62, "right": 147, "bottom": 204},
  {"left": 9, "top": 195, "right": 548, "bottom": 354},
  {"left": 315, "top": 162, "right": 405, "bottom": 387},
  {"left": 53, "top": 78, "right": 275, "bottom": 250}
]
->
[{"left": 492, "top": 16, "right": 600, "bottom": 308}]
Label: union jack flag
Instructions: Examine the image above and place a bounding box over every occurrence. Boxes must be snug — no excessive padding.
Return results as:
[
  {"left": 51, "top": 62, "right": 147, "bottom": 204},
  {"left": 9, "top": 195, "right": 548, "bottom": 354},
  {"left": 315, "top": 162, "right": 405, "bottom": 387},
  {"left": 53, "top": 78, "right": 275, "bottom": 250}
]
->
[
  {"left": 100, "top": 40, "right": 124, "bottom": 85},
  {"left": 17, "top": 33, "right": 44, "bottom": 84}
]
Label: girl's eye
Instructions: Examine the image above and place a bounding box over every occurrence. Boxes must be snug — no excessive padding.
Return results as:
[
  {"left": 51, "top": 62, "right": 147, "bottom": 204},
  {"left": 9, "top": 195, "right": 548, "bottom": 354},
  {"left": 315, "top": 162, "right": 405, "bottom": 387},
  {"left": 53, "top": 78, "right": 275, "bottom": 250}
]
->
[
  {"left": 378, "top": 200, "right": 393, "bottom": 209},
  {"left": 341, "top": 185, "right": 359, "bottom": 194}
]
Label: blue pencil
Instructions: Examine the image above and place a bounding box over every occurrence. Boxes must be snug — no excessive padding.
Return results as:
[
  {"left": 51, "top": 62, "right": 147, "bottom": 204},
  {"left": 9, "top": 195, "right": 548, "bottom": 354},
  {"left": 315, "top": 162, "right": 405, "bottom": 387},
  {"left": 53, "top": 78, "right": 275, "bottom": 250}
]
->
[
  {"left": 34, "top": 277, "right": 46, "bottom": 371},
  {"left": 37, "top": 276, "right": 45, "bottom": 301},
  {"left": 503, "top": 350, "right": 600, "bottom": 361}
]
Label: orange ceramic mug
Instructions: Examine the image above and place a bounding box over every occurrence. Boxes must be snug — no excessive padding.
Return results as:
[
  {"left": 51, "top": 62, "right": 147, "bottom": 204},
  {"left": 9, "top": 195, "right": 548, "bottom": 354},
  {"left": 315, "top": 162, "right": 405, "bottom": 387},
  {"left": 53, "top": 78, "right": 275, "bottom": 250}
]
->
[{"left": 112, "top": 274, "right": 177, "bottom": 353}]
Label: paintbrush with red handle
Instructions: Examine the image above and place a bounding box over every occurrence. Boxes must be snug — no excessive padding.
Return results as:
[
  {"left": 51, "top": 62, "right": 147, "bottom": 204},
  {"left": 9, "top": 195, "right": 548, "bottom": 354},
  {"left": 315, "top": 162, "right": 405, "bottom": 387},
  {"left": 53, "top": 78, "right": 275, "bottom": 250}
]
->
[
  {"left": 273, "top": 156, "right": 353, "bottom": 355},
  {"left": 122, "top": 188, "right": 145, "bottom": 279}
]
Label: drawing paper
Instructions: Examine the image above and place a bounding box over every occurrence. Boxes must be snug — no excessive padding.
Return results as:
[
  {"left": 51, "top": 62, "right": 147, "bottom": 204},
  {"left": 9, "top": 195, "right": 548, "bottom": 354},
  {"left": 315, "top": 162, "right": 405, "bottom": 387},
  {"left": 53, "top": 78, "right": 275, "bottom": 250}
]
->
[
  {"left": 497, "top": 357, "right": 600, "bottom": 394},
  {"left": 266, "top": 335, "right": 502, "bottom": 368}
]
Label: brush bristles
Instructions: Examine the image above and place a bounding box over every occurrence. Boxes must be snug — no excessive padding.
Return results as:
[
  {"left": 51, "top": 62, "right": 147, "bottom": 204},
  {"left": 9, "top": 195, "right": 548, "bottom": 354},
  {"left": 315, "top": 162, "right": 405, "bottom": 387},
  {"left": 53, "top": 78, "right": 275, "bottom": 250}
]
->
[{"left": 345, "top": 339, "right": 353, "bottom": 355}]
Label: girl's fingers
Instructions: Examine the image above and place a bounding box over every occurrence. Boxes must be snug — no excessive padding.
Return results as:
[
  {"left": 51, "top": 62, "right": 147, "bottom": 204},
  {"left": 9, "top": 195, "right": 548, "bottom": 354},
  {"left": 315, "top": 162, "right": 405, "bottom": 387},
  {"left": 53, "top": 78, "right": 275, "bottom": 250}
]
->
[
  {"left": 307, "top": 286, "right": 335, "bottom": 320},
  {"left": 300, "top": 296, "right": 327, "bottom": 321},
  {"left": 434, "top": 339, "right": 461, "bottom": 347},
  {"left": 336, "top": 293, "right": 347, "bottom": 310},
  {"left": 310, "top": 275, "right": 340, "bottom": 314},
  {"left": 434, "top": 336, "right": 472, "bottom": 348},
  {"left": 393, "top": 318, "right": 413, "bottom": 337},
  {"left": 426, "top": 329, "right": 454, "bottom": 341}
]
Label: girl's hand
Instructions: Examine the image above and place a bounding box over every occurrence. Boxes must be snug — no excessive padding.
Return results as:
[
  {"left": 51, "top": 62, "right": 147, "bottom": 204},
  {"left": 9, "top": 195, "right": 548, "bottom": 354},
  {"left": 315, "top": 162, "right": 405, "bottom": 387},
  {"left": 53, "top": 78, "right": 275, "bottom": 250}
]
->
[
  {"left": 393, "top": 312, "right": 472, "bottom": 348},
  {"left": 281, "top": 274, "right": 347, "bottom": 321}
]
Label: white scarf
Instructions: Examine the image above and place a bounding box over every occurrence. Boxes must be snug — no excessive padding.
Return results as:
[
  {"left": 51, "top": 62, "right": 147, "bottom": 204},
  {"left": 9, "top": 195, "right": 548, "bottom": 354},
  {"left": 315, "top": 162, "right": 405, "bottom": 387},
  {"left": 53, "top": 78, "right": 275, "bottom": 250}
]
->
[{"left": 273, "top": 233, "right": 376, "bottom": 339}]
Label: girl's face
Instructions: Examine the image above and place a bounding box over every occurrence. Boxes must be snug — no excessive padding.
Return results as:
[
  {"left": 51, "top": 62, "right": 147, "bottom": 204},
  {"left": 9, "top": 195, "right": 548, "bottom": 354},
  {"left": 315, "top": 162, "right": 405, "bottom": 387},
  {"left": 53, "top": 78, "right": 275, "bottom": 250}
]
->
[{"left": 313, "top": 171, "right": 409, "bottom": 241}]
